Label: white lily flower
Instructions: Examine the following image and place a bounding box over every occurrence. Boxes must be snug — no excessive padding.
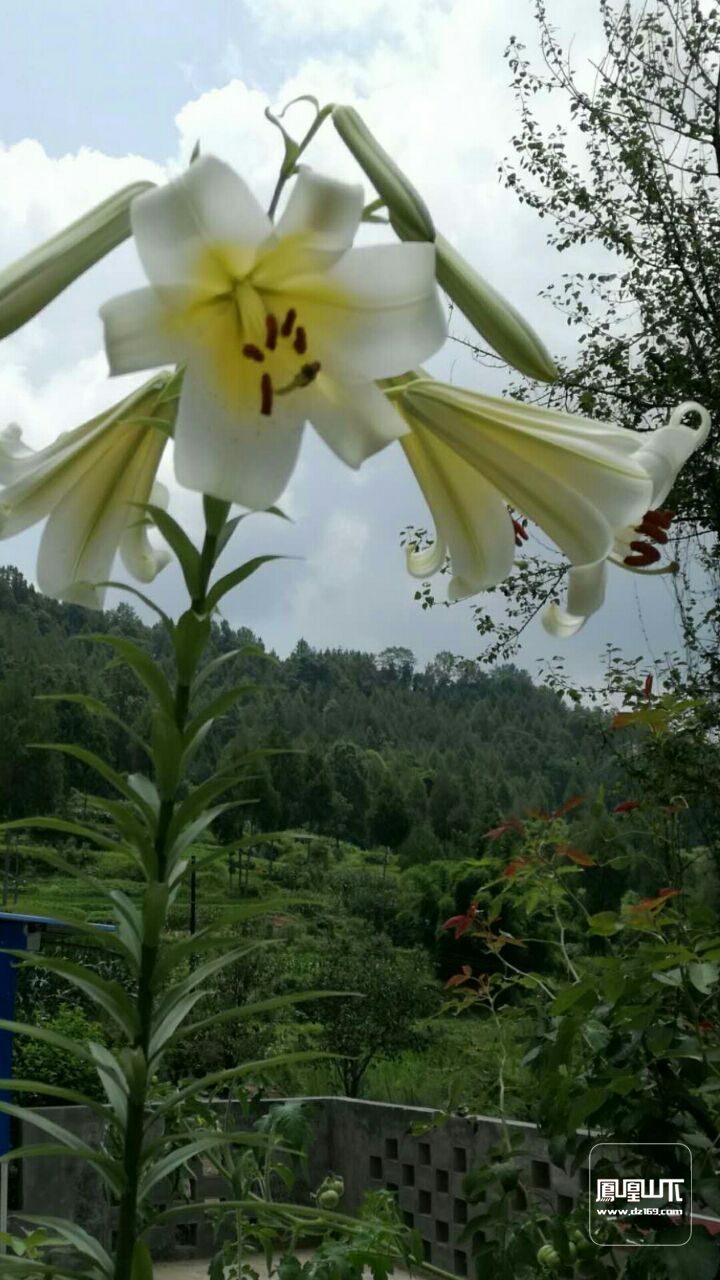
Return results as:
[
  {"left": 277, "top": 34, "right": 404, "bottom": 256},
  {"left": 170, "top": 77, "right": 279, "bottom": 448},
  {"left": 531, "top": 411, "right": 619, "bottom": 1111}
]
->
[
  {"left": 100, "top": 157, "right": 446, "bottom": 510},
  {"left": 388, "top": 374, "right": 677, "bottom": 612},
  {"left": 0, "top": 374, "right": 178, "bottom": 609},
  {"left": 542, "top": 401, "right": 711, "bottom": 636}
]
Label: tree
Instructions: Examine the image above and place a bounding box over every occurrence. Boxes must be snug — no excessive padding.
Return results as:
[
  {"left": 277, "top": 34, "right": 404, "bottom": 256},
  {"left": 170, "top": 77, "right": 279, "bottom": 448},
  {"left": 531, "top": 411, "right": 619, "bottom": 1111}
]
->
[
  {"left": 309, "top": 934, "right": 439, "bottom": 1096},
  {"left": 412, "top": 0, "right": 720, "bottom": 661},
  {"left": 368, "top": 774, "right": 411, "bottom": 852},
  {"left": 503, "top": 0, "right": 720, "bottom": 529}
]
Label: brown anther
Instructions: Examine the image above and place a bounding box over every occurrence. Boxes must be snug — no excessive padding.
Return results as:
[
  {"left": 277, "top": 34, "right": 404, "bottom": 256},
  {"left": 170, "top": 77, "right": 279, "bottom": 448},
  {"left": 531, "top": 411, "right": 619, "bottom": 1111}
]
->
[
  {"left": 300, "top": 361, "right": 321, "bottom": 384},
  {"left": 242, "top": 343, "right": 265, "bottom": 363},
  {"left": 265, "top": 314, "right": 278, "bottom": 351},
  {"left": 260, "top": 372, "right": 273, "bottom": 416},
  {"left": 512, "top": 518, "right": 529, "bottom": 547},
  {"left": 636, "top": 519, "right": 668, "bottom": 544},
  {"left": 624, "top": 540, "right": 662, "bottom": 568},
  {"left": 293, "top": 326, "right": 307, "bottom": 355},
  {"left": 648, "top": 508, "right": 674, "bottom": 529},
  {"left": 281, "top": 308, "right": 296, "bottom": 337}
]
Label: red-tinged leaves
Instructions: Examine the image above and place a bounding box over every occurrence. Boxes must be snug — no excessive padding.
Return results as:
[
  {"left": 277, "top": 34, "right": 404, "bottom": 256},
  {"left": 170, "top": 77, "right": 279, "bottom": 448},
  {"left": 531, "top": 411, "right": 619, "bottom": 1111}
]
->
[
  {"left": 503, "top": 856, "right": 532, "bottom": 878},
  {"left": 630, "top": 888, "right": 681, "bottom": 912},
  {"left": 445, "top": 965, "right": 473, "bottom": 989},
  {"left": 613, "top": 800, "right": 641, "bottom": 813},
  {"left": 552, "top": 793, "right": 587, "bottom": 818},
  {"left": 643, "top": 674, "right": 653, "bottom": 699},
  {"left": 556, "top": 845, "right": 595, "bottom": 866},
  {"left": 696, "top": 1021, "right": 715, "bottom": 1034},
  {"left": 442, "top": 904, "right": 477, "bottom": 939},
  {"left": 484, "top": 819, "right": 525, "bottom": 841}
]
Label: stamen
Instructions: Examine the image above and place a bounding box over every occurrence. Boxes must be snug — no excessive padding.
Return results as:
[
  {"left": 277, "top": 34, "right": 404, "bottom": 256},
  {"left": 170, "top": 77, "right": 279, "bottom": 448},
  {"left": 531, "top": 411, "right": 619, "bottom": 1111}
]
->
[
  {"left": 242, "top": 343, "right": 265, "bottom": 362},
  {"left": 636, "top": 519, "right": 668, "bottom": 544},
  {"left": 265, "top": 314, "right": 278, "bottom": 351},
  {"left": 260, "top": 373, "right": 273, "bottom": 416},
  {"left": 281, "top": 308, "right": 296, "bottom": 337},
  {"left": 512, "top": 518, "right": 529, "bottom": 547},
  {"left": 293, "top": 326, "right": 307, "bottom": 355},
  {"left": 648, "top": 508, "right": 674, "bottom": 529},
  {"left": 624, "top": 541, "right": 662, "bottom": 568},
  {"left": 275, "top": 362, "right": 322, "bottom": 396}
]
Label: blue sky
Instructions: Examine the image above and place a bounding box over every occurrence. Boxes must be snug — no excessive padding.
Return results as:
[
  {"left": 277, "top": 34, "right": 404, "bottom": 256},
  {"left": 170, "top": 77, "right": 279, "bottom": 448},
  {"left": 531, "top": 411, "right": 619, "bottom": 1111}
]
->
[{"left": 0, "top": 0, "right": 689, "bottom": 682}]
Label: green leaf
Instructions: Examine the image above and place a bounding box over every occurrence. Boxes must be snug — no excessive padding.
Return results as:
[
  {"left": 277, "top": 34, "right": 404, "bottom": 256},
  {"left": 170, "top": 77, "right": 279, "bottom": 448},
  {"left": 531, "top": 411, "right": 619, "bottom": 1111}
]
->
[
  {"left": 84, "top": 633, "right": 175, "bottom": 717},
  {"left": 181, "top": 988, "right": 356, "bottom": 1041},
  {"left": 150, "top": 708, "right": 185, "bottom": 800},
  {"left": 166, "top": 804, "right": 240, "bottom": 868},
  {"left": 2, "top": 951, "right": 138, "bottom": 1038},
  {"left": 587, "top": 911, "right": 621, "bottom": 936},
  {"left": 173, "top": 608, "right": 212, "bottom": 684},
  {"left": 139, "top": 1133, "right": 270, "bottom": 1197},
  {"left": 30, "top": 742, "right": 155, "bottom": 819},
  {"left": 656, "top": 1226, "right": 719, "bottom": 1278},
  {"left": 141, "top": 503, "right": 200, "bottom": 597},
  {"left": 568, "top": 1087, "right": 609, "bottom": 1127},
  {"left": 36, "top": 692, "right": 152, "bottom": 759},
  {"left": 0, "top": 1018, "right": 93, "bottom": 1062},
  {"left": 131, "top": 1240, "right": 154, "bottom": 1280},
  {"left": 0, "top": 1079, "right": 108, "bottom": 1121},
  {"left": 148, "top": 990, "right": 208, "bottom": 1062},
  {"left": 14, "top": 1216, "right": 112, "bottom": 1276},
  {"left": 0, "top": 1143, "right": 123, "bottom": 1196},
  {"left": 87, "top": 1042, "right": 129, "bottom": 1125},
  {"left": 96, "top": 579, "right": 174, "bottom": 633},
  {"left": 206, "top": 555, "right": 285, "bottom": 611},
  {"left": 166, "top": 772, "right": 247, "bottom": 843},
  {"left": 550, "top": 982, "right": 595, "bottom": 1015},
  {"left": 194, "top": 643, "right": 275, "bottom": 695},
  {"left": 155, "top": 1050, "right": 335, "bottom": 1115},
  {"left": 185, "top": 682, "right": 256, "bottom": 740},
  {"left": 142, "top": 882, "right": 170, "bottom": 948},
  {"left": 689, "top": 962, "right": 719, "bottom": 994},
  {"left": 0, "top": 813, "right": 129, "bottom": 854}
]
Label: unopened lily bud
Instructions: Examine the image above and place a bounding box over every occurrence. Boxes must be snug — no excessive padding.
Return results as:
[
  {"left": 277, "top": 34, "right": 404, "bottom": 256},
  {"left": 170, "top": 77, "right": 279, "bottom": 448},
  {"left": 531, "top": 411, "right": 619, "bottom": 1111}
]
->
[
  {"left": 332, "top": 105, "right": 435, "bottom": 241},
  {"left": 0, "top": 180, "right": 155, "bottom": 340},
  {"left": 435, "top": 233, "right": 558, "bottom": 383}
]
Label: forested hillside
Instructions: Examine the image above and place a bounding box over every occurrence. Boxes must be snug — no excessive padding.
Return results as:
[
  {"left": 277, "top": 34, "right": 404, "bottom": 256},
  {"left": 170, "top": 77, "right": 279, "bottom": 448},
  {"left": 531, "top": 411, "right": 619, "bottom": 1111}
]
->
[{"left": 0, "top": 563, "right": 615, "bottom": 859}]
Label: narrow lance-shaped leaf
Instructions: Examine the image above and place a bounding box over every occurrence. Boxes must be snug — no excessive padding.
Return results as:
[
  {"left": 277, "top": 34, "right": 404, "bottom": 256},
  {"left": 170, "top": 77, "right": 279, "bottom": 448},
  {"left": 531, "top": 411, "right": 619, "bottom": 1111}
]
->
[
  {"left": 29, "top": 742, "right": 156, "bottom": 823},
  {"left": 205, "top": 556, "right": 286, "bottom": 611},
  {"left": 140, "top": 502, "right": 201, "bottom": 598},
  {"left": 81, "top": 633, "right": 176, "bottom": 718},
  {"left": 184, "top": 682, "right": 257, "bottom": 741},
  {"left": 14, "top": 1216, "right": 113, "bottom": 1276},
  {"left": 3, "top": 951, "right": 138, "bottom": 1039}
]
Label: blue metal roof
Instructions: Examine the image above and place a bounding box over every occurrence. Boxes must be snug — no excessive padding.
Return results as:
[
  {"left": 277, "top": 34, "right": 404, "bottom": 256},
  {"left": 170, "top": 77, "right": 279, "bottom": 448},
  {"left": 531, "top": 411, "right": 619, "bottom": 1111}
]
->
[{"left": 0, "top": 912, "right": 115, "bottom": 931}]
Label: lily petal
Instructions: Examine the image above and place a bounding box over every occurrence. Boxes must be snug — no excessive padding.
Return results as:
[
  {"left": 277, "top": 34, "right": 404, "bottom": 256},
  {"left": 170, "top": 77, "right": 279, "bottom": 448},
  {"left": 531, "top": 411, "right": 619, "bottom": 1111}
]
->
[
  {"left": 404, "top": 380, "right": 653, "bottom": 566},
  {"left": 542, "top": 561, "right": 607, "bottom": 638},
  {"left": 0, "top": 377, "right": 175, "bottom": 603},
  {"left": 262, "top": 168, "right": 365, "bottom": 277},
  {"left": 132, "top": 156, "right": 272, "bottom": 290},
  {"left": 400, "top": 422, "right": 516, "bottom": 598},
  {"left": 173, "top": 361, "right": 305, "bottom": 509},
  {"left": 305, "top": 373, "right": 409, "bottom": 467},
  {"left": 36, "top": 424, "right": 166, "bottom": 608},
  {"left": 631, "top": 401, "right": 710, "bottom": 506},
  {"left": 292, "top": 243, "right": 447, "bottom": 379},
  {"left": 101, "top": 288, "right": 182, "bottom": 375}
]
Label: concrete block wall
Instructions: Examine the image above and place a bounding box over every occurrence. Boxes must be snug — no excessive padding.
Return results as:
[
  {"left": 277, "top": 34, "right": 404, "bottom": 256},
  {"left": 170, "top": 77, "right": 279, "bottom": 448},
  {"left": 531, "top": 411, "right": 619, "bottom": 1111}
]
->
[{"left": 15, "top": 1100, "right": 587, "bottom": 1270}]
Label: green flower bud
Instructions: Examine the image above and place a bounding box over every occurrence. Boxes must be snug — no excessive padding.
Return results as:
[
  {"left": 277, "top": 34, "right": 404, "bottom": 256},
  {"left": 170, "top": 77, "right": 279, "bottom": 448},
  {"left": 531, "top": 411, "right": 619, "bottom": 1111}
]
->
[
  {"left": 0, "top": 180, "right": 154, "bottom": 340},
  {"left": 435, "top": 233, "right": 558, "bottom": 383},
  {"left": 332, "top": 105, "right": 434, "bottom": 242}
]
